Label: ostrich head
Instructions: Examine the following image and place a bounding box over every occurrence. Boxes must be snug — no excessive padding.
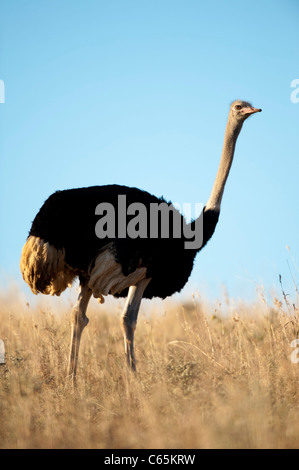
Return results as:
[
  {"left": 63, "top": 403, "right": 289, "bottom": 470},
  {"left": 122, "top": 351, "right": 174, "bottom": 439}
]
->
[
  {"left": 230, "top": 100, "right": 262, "bottom": 123},
  {"left": 205, "top": 99, "right": 262, "bottom": 211}
]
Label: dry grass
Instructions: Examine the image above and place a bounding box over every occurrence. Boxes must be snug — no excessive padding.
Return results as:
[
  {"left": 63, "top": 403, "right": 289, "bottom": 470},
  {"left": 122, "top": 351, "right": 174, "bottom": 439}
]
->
[{"left": 0, "top": 285, "right": 299, "bottom": 449}]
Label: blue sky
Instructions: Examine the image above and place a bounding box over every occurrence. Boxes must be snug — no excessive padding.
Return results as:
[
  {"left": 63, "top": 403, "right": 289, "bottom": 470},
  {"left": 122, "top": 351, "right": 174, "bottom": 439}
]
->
[{"left": 0, "top": 0, "right": 298, "bottom": 303}]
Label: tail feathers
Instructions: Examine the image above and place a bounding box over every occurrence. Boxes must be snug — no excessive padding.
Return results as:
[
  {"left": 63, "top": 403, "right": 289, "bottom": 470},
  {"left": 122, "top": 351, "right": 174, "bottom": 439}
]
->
[{"left": 20, "top": 236, "right": 76, "bottom": 295}]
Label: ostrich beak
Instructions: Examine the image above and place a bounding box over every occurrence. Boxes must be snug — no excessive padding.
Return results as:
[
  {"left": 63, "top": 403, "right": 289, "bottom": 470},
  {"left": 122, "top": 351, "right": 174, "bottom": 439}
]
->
[{"left": 242, "top": 107, "right": 262, "bottom": 115}]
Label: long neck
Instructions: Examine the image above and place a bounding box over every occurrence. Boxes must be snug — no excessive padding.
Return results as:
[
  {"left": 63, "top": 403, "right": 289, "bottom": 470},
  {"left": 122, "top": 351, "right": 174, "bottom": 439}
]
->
[{"left": 205, "top": 118, "right": 243, "bottom": 212}]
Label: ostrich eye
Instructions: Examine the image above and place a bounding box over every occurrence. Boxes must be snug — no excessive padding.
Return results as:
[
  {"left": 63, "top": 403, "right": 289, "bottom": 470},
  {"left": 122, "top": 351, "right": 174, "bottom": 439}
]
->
[{"left": 235, "top": 105, "right": 242, "bottom": 110}]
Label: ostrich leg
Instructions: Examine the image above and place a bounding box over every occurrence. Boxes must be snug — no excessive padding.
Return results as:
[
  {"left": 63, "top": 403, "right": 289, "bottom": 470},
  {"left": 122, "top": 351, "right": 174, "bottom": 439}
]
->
[
  {"left": 121, "top": 278, "right": 151, "bottom": 371},
  {"left": 68, "top": 282, "right": 92, "bottom": 381}
]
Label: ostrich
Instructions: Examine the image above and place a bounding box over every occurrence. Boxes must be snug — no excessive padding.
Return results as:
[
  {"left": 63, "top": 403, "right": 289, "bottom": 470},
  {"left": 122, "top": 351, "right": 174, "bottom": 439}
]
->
[{"left": 20, "top": 100, "right": 261, "bottom": 378}]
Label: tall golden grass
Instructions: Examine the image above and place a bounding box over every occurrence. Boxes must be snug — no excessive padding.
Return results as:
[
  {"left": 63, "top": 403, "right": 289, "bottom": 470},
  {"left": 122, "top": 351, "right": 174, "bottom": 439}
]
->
[{"left": 0, "top": 283, "right": 299, "bottom": 449}]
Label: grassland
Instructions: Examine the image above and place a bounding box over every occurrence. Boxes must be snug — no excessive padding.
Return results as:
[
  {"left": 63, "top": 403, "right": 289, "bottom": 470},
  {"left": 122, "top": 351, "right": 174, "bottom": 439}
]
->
[{"left": 0, "top": 284, "right": 299, "bottom": 449}]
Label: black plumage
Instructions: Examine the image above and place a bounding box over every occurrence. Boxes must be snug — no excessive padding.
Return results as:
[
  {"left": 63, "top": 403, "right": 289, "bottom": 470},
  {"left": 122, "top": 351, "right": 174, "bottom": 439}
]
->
[{"left": 29, "top": 184, "right": 219, "bottom": 300}]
